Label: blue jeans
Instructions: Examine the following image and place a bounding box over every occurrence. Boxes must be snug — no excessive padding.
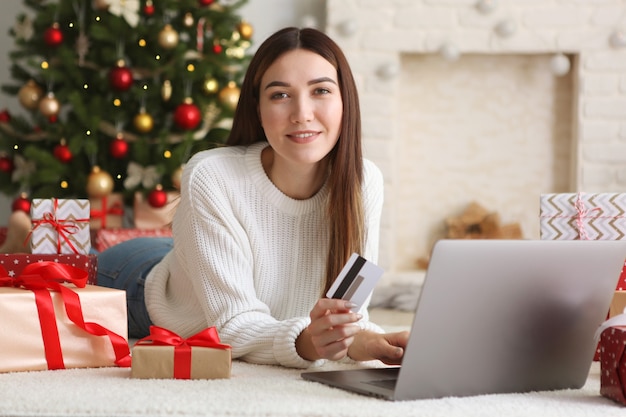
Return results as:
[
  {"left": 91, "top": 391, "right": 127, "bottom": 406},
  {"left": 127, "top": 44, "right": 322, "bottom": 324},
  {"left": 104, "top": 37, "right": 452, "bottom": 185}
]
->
[{"left": 97, "top": 237, "right": 174, "bottom": 338}]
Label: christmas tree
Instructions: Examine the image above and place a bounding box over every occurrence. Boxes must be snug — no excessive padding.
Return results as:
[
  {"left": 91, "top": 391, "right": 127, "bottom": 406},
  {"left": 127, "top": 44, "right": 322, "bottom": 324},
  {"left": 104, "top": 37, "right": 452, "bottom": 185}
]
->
[{"left": 0, "top": 0, "right": 252, "bottom": 210}]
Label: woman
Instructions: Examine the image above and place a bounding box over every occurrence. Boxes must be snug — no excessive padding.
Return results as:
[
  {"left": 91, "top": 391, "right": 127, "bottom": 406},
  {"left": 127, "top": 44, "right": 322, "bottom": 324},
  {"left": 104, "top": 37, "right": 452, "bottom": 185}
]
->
[{"left": 98, "top": 27, "right": 409, "bottom": 369}]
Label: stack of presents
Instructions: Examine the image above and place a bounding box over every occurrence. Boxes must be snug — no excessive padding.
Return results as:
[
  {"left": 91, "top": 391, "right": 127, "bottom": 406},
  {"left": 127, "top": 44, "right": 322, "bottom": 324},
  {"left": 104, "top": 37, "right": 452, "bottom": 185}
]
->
[{"left": 0, "top": 194, "right": 231, "bottom": 380}]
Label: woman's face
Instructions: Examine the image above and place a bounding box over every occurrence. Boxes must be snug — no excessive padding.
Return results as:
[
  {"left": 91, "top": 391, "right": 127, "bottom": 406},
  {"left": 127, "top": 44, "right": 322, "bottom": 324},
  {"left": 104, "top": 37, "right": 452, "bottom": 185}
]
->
[{"left": 258, "top": 49, "right": 343, "bottom": 169}]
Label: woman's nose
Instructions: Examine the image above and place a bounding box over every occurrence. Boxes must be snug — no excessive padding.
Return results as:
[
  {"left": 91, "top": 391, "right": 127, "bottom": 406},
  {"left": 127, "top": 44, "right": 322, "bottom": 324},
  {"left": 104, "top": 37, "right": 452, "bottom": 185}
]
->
[{"left": 291, "top": 96, "right": 314, "bottom": 124}]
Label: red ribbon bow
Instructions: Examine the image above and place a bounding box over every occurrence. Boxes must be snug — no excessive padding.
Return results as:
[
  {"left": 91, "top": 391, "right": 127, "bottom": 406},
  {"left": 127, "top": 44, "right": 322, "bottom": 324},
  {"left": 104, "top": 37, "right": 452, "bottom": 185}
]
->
[
  {"left": 0, "top": 262, "right": 131, "bottom": 370},
  {"left": 90, "top": 195, "right": 124, "bottom": 229},
  {"left": 30, "top": 198, "right": 89, "bottom": 254},
  {"left": 136, "top": 326, "right": 230, "bottom": 379}
]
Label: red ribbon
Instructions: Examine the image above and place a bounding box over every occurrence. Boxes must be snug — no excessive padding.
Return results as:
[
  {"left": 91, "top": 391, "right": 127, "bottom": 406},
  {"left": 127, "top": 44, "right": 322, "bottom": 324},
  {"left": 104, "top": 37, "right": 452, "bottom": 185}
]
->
[
  {"left": 136, "top": 326, "right": 230, "bottom": 379},
  {"left": 0, "top": 262, "right": 131, "bottom": 370},
  {"left": 30, "top": 199, "right": 90, "bottom": 254},
  {"left": 573, "top": 192, "right": 602, "bottom": 240},
  {"left": 90, "top": 195, "right": 124, "bottom": 229}
]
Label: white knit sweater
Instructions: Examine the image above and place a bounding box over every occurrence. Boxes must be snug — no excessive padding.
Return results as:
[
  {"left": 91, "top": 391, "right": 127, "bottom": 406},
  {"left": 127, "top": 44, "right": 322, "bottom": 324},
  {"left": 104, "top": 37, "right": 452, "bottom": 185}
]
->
[{"left": 144, "top": 141, "right": 384, "bottom": 368}]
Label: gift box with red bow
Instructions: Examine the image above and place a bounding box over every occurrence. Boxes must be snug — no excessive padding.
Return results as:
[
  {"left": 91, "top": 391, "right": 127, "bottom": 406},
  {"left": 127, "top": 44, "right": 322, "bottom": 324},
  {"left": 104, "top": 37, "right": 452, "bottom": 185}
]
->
[
  {"left": 92, "top": 228, "right": 172, "bottom": 252},
  {"left": 540, "top": 193, "right": 626, "bottom": 243},
  {"left": 0, "top": 253, "right": 98, "bottom": 285},
  {"left": 30, "top": 198, "right": 91, "bottom": 254},
  {"left": 131, "top": 326, "right": 231, "bottom": 380},
  {"left": 89, "top": 193, "right": 124, "bottom": 230},
  {"left": 0, "top": 261, "right": 130, "bottom": 373}
]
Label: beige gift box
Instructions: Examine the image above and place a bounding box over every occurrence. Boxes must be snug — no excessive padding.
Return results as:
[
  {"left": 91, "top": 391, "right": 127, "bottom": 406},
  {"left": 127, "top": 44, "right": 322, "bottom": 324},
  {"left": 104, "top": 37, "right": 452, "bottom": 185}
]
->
[
  {"left": 131, "top": 344, "right": 231, "bottom": 380},
  {"left": 540, "top": 193, "right": 626, "bottom": 241},
  {"left": 30, "top": 198, "right": 91, "bottom": 254},
  {"left": 133, "top": 191, "right": 178, "bottom": 229},
  {"left": 0, "top": 284, "right": 128, "bottom": 373}
]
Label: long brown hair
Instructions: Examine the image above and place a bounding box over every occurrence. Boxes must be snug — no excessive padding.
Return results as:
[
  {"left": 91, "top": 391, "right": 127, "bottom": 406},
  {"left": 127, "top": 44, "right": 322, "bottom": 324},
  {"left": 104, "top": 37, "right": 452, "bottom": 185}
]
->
[{"left": 227, "top": 27, "right": 365, "bottom": 295}]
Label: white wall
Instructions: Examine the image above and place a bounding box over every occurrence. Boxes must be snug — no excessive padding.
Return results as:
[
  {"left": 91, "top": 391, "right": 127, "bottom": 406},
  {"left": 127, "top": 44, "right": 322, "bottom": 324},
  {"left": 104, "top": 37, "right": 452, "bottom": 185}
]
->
[
  {"left": 327, "top": 0, "right": 626, "bottom": 274},
  {"left": 0, "top": 0, "right": 326, "bottom": 224}
]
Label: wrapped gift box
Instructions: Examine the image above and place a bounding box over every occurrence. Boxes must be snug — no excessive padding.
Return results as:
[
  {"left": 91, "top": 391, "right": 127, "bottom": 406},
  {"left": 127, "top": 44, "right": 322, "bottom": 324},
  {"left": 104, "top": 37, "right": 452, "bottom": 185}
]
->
[
  {"left": 90, "top": 193, "right": 124, "bottom": 230},
  {"left": 0, "top": 281, "right": 129, "bottom": 373},
  {"left": 93, "top": 228, "right": 172, "bottom": 252},
  {"left": 600, "top": 325, "right": 626, "bottom": 405},
  {"left": 131, "top": 327, "right": 231, "bottom": 380},
  {"left": 0, "top": 253, "right": 98, "bottom": 285},
  {"left": 133, "top": 191, "right": 179, "bottom": 229},
  {"left": 540, "top": 193, "right": 626, "bottom": 241},
  {"left": 30, "top": 198, "right": 91, "bottom": 254}
]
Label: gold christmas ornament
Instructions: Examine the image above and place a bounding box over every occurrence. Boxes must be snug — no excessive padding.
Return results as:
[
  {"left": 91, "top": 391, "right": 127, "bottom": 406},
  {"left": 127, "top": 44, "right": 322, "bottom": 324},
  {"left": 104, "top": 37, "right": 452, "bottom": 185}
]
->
[
  {"left": 218, "top": 81, "right": 240, "bottom": 111},
  {"left": 38, "top": 92, "right": 60, "bottom": 117},
  {"left": 237, "top": 21, "right": 253, "bottom": 40},
  {"left": 133, "top": 111, "right": 154, "bottom": 133},
  {"left": 171, "top": 165, "right": 184, "bottom": 189},
  {"left": 18, "top": 80, "right": 44, "bottom": 110},
  {"left": 183, "top": 12, "right": 194, "bottom": 27},
  {"left": 158, "top": 24, "right": 179, "bottom": 49},
  {"left": 161, "top": 79, "right": 172, "bottom": 101},
  {"left": 86, "top": 165, "right": 114, "bottom": 198},
  {"left": 202, "top": 77, "right": 219, "bottom": 95}
]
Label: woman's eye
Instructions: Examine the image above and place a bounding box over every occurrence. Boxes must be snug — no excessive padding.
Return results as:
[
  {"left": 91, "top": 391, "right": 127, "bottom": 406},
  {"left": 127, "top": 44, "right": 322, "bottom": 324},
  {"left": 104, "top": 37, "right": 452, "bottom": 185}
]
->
[
  {"left": 270, "top": 92, "right": 288, "bottom": 100},
  {"left": 314, "top": 87, "right": 331, "bottom": 95}
]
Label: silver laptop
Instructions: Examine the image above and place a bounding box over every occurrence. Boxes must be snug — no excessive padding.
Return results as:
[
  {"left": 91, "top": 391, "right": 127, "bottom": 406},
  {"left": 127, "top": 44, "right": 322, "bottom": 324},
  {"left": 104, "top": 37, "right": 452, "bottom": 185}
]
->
[{"left": 302, "top": 239, "right": 626, "bottom": 401}]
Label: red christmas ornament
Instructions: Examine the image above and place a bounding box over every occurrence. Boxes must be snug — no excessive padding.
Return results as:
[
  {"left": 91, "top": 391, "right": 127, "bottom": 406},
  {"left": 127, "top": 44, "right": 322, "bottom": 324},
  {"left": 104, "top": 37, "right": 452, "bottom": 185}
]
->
[
  {"left": 44, "top": 23, "right": 64, "bottom": 47},
  {"left": 212, "top": 44, "right": 223, "bottom": 54},
  {"left": 174, "top": 100, "right": 202, "bottom": 130},
  {"left": 48, "top": 115, "right": 58, "bottom": 123},
  {"left": 199, "top": 0, "right": 214, "bottom": 5},
  {"left": 109, "top": 63, "right": 134, "bottom": 91},
  {"left": 147, "top": 186, "right": 168, "bottom": 208},
  {"left": 0, "top": 109, "right": 11, "bottom": 122},
  {"left": 53, "top": 143, "right": 73, "bottom": 163},
  {"left": 11, "top": 195, "right": 31, "bottom": 213},
  {"left": 0, "top": 156, "right": 14, "bottom": 173},
  {"left": 110, "top": 136, "right": 129, "bottom": 159},
  {"left": 143, "top": 0, "right": 155, "bottom": 16}
]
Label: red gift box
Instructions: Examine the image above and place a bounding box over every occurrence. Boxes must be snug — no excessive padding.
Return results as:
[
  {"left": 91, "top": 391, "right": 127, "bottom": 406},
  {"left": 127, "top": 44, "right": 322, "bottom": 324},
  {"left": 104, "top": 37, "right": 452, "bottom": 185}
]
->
[
  {"left": 0, "top": 261, "right": 130, "bottom": 372},
  {"left": 0, "top": 253, "right": 98, "bottom": 285},
  {"left": 600, "top": 325, "right": 626, "bottom": 405},
  {"left": 92, "top": 228, "right": 173, "bottom": 252}
]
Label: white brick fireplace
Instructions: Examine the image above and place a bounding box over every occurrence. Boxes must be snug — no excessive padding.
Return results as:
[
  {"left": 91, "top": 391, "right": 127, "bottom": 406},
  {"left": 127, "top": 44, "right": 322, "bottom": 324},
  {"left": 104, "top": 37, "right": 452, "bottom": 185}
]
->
[{"left": 326, "top": 0, "right": 626, "bottom": 277}]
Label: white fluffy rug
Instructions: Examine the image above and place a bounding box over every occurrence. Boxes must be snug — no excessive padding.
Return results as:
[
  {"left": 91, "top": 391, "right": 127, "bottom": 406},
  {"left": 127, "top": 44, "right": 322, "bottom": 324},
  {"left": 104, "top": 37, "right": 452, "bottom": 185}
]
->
[{"left": 0, "top": 360, "right": 623, "bottom": 417}]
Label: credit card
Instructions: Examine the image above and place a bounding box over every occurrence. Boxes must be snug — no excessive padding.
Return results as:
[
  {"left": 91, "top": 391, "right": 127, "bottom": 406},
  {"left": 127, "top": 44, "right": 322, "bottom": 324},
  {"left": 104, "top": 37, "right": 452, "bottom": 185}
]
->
[{"left": 326, "top": 253, "right": 384, "bottom": 312}]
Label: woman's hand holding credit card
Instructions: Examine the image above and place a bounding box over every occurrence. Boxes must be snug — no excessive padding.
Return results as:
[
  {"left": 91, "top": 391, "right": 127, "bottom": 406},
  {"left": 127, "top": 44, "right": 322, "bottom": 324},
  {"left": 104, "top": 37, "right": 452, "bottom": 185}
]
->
[{"left": 326, "top": 253, "right": 384, "bottom": 312}]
